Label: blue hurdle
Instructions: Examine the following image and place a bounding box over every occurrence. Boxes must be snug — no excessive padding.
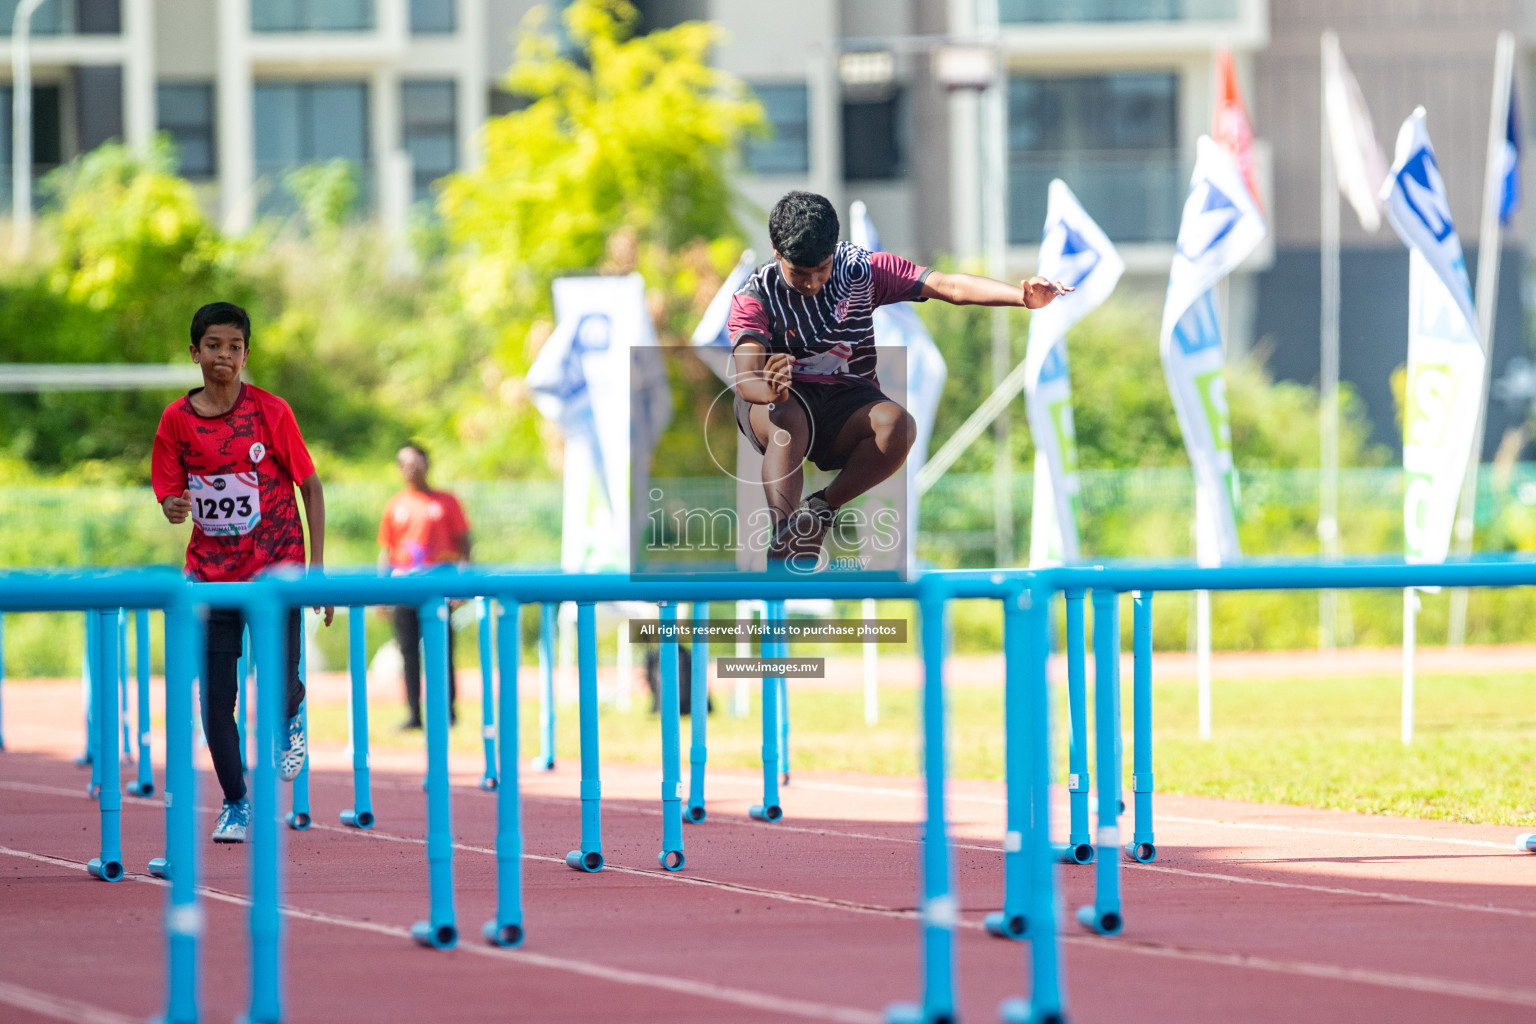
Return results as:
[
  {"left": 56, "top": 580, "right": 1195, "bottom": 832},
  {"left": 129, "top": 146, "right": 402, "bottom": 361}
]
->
[
  {"left": 685, "top": 600, "right": 709, "bottom": 823},
  {"left": 477, "top": 597, "right": 499, "bottom": 791},
  {"left": 484, "top": 598, "right": 526, "bottom": 947},
  {"left": 412, "top": 597, "right": 458, "bottom": 948},
  {"left": 286, "top": 610, "right": 312, "bottom": 831},
  {"left": 128, "top": 609, "right": 154, "bottom": 796},
  {"left": 566, "top": 601, "right": 604, "bottom": 871},
  {"left": 533, "top": 601, "right": 557, "bottom": 771},
  {"left": 749, "top": 598, "right": 786, "bottom": 822},
  {"left": 340, "top": 606, "right": 375, "bottom": 829}
]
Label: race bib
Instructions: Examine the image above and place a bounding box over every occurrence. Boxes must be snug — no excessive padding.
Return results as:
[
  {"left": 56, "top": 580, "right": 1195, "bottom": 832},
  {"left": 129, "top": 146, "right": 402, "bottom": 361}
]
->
[{"left": 189, "top": 473, "right": 262, "bottom": 536}]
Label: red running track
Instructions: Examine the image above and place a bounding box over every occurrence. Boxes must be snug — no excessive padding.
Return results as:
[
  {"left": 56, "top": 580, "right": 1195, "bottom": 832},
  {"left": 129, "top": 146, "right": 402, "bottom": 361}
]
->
[{"left": 2, "top": 728, "right": 1535, "bottom": 1022}]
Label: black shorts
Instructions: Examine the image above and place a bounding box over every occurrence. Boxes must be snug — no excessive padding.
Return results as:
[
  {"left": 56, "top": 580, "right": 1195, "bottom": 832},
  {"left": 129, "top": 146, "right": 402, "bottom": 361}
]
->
[{"left": 735, "top": 379, "right": 892, "bottom": 472}]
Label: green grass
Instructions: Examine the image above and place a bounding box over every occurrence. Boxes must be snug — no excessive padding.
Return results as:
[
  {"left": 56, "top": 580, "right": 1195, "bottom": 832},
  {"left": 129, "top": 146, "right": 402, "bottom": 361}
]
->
[{"left": 306, "top": 668, "right": 1536, "bottom": 828}]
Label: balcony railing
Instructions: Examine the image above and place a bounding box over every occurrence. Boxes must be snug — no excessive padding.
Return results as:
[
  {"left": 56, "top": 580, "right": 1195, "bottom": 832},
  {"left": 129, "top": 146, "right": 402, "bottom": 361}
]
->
[
  {"left": 1009, "top": 150, "right": 1183, "bottom": 245},
  {"left": 252, "top": 0, "right": 374, "bottom": 32},
  {"left": 1002, "top": 0, "right": 1238, "bottom": 23}
]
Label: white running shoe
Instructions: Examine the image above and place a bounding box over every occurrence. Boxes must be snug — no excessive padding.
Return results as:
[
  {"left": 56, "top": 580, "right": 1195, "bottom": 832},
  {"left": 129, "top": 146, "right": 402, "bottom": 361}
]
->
[
  {"left": 279, "top": 711, "right": 306, "bottom": 782},
  {"left": 212, "top": 798, "right": 250, "bottom": 843}
]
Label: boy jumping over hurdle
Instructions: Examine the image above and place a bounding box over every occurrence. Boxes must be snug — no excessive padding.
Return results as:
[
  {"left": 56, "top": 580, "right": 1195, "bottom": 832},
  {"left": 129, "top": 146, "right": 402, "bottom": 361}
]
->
[
  {"left": 152, "top": 302, "right": 333, "bottom": 843},
  {"left": 728, "top": 191, "right": 1072, "bottom": 569}
]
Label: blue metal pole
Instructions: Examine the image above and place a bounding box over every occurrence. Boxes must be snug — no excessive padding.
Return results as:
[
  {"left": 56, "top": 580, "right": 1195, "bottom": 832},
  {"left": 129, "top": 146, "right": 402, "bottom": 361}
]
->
[
  {"left": 130, "top": 609, "right": 153, "bottom": 796},
  {"left": 1126, "top": 591, "right": 1157, "bottom": 863},
  {"left": 160, "top": 589, "right": 201, "bottom": 1024},
  {"left": 686, "top": 600, "right": 709, "bottom": 823},
  {"left": 340, "top": 607, "right": 374, "bottom": 829},
  {"left": 236, "top": 625, "right": 249, "bottom": 770},
  {"left": 1062, "top": 589, "right": 1093, "bottom": 864},
  {"left": 986, "top": 587, "right": 1030, "bottom": 939},
  {"left": 1078, "top": 589, "right": 1124, "bottom": 935},
  {"left": 85, "top": 612, "right": 100, "bottom": 791},
  {"left": 749, "top": 599, "right": 784, "bottom": 822},
  {"left": 286, "top": 611, "right": 311, "bottom": 831},
  {"left": 412, "top": 597, "right": 459, "bottom": 948},
  {"left": 777, "top": 674, "right": 790, "bottom": 785},
  {"left": 658, "top": 602, "right": 685, "bottom": 870},
  {"left": 248, "top": 588, "right": 286, "bottom": 1024},
  {"left": 477, "top": 598, "right": 498, "bottom": 791},
  {"left": 565, "top": 602, "right": 604, "bottom": 871},
  {"left": 886, "top": 582, "right": 957, "bottom": 1023},
  {"left": 87, "top": 609, "right": 124, "bottom": 882},
  {"left": 484, "top": 599, "right": 525, "bottom": 948},
  {"left": 534, "top": 602, "right": 556, "bottom": 771},
  {"left": 1002, "top": 581, "right": 1068, "bottom": 1023},
  {"left": 119, "top": 609, "right": 131, "bottom": 761}
]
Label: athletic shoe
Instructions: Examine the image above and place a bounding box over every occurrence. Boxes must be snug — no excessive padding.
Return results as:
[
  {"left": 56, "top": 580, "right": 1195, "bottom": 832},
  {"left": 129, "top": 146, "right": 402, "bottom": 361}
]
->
[
  {"left": 769, "top": 491, "right": 838, "bottom": 569},
  {"left": 398, "top": 718, "right": 423, "bottom": 733},
  {"left": 212, "top": 798, "right": 250, "bottom": 843},
  {"left": 279, "top": 711, "right": 306, "bottom": 782}
]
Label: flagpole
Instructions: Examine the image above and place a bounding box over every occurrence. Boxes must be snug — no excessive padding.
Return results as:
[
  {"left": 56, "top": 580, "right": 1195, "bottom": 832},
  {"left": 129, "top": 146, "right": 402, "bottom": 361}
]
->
[
  {"left": 1448, "top": 29, "right": 1517, "bottom": 647},
  {"left": 1319, "top": 31, "right": 1343, "bottom": 650}
]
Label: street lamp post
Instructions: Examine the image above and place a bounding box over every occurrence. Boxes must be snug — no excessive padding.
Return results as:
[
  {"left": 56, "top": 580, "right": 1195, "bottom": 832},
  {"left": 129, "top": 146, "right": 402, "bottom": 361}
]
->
[{"left": 11, "top": 0, "right": 51, "bottom": 260}]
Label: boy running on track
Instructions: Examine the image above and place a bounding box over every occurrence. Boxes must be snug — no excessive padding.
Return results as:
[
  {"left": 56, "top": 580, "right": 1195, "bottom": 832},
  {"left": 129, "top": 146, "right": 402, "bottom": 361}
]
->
[
  {"left": 728, "top": 191, "right": 1072, "bottom": 568},
  {"left": 152, "top": 302, "right": 333, "bottom": 843}
]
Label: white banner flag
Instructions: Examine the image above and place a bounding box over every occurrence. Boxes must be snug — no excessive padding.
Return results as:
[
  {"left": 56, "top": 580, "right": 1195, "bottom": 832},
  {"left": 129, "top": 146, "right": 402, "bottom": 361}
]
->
[
  {"left": 1324, "top": 34, "right": 1389, "bottom": 232},
  {"left": 1380, "top": 109, "right": 1485, "bottom": 563},
  {"left": 1161, "top": 136, "right": 1268, "bottom": 566},
  {"left": 527, "top": 273, "right": 670, "bottom": 571},
  {"left": 1024, "top": 180, "right": 1125, "bottom": 564}
]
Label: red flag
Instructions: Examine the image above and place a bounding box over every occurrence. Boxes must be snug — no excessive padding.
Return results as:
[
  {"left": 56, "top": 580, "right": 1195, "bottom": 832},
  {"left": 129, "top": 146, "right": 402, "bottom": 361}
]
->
[{"left": 1213, "top": 50, "right": 1265, "bottom": 216}]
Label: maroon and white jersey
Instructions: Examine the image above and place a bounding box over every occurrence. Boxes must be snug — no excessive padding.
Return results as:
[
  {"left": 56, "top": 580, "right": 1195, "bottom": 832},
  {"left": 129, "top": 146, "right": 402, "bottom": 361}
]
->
[{"left": 726, "top": 242, "right": 929, "bottom": 385}]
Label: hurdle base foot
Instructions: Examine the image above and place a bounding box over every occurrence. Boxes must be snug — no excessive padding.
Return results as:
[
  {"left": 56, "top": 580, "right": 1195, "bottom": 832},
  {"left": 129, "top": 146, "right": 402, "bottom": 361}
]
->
[
  {"left": 1000, "top": 996, "right": 1068, "bottom": 1024},
  {"left": 410, "top": 920, "right": 458, "bottom": 950},
  {"left": 658, "top": 848, "right": 685, "bottom": 872},
  {"left": 565, "top": 849, "right": 604, "bottom": 872},
  {"left": 883, "top": 1001, "right": 955, "bottom": 1024},
  {"left": 482, "top": 920, "right": 524, "bottom": 948},
  {"left": 983, "top": 909, "right": 1027, "bottom": 939},
  {"left": 1123, "top": 840, "right": 1157, "bottom": 863},
  {"left": 1075, "top": 903, "right": 1123, "bottom": 936},
  {"left": 685, "top": 804, "right": 707, "bottom": 824},
  {"left": 340, "top": 809, "right": 375, "bottom": 829},
  {"left": 285, "top": 810, "right": 311, "bottom": 831},
  {"left": 748, "top": 803, "right": 782, "bottom": 823},
  {"left": 87, "top": 857, "right": 124, "bottom": 882},
  {"left": 1516, "top": 832, "right": 1536, "bottom": 853},
  {"left": 127, "top": 781, "right": 155, "bottom": 797},
  {"left": 1056, "top": 841, "right": 1095, "bottom": 865},
  {"left": 528, "top": 756, "right": 555, "bottom": 773},
  {"left": 479, "top": 775, "right": 499, "bottom": 792}
]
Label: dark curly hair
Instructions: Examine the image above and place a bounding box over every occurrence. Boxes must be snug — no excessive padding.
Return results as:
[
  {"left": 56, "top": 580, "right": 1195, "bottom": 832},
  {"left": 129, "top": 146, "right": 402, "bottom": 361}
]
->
[{"left": 769, "top": 191, "right": 839, "bottom": 267}]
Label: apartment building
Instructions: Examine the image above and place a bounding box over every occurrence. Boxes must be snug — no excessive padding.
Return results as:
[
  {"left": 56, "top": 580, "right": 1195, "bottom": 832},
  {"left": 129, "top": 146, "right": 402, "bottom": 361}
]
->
[{"left": 0, "top": 0, "right": 1526, "bottom": 450}]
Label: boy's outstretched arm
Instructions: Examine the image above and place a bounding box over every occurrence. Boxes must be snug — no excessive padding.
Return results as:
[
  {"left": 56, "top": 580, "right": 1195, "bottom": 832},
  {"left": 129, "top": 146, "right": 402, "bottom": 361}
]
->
[
  {"left": 732, "top": 340, "right": 794, "bottom": 404},
  {"left": 298, "top": 473, "right": 335, "bottom": 626},
  {"left": 920, "top": 272, "right": 1072, "bottom": 309}
]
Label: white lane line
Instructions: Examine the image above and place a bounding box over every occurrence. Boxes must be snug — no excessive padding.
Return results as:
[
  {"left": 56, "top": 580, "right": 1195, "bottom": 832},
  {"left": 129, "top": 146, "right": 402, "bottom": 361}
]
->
[
  {"left": 0, "top": 844, "right": 881, "bottom": 1024},
  {"left": 1154, "top": 813, "right": 1513, "bottom": 851},
  {"left": 0, "top": 979, "right": 139, "bottom": 1024}
]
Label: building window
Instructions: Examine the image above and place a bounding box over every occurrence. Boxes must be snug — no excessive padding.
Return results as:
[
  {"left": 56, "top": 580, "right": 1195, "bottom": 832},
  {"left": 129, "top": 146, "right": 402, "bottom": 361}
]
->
[
  {"left": 75, "top": 65, "right": 122, "bottom": 151},
  {"left": 1008, "top": 72, "right": 1180, "bottom": 243},
  {"left": 252, "top": 0, "right": 374, "bottom": 32},
  {"left": 409, "top": 0, "right": 454, "bottom": 33},
  {"left": 159, "top": 83, "right": 216, "bottom": 178},
  {"left": 0, "top": 84, "right": 62, "bottom": 167},
  {"left": 77, "top": 0, "right": 121, "bottom": 34},
  {"left": 0, "top": 0, "right": 66, "bottom": 34},
  {"left": 745, "top": 83, "right": 809, "bottom": 175},
  {"left": 254, "top": 81, "right": 370, "bottom": 210},
  {"left": 401, "top": 80, "right": 456, "bottom": 203},
  {"left": 843, "top": 91, "right": 904, "bottom": 181},
  {"left": 1001, "top": 0, "right": 1237, "bottom": 23}
]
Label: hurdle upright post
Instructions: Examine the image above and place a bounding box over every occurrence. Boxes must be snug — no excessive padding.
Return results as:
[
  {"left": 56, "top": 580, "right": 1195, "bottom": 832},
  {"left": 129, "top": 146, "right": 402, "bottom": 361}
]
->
[
  {"left": 484, "top": 598, "right": 526, "bottom": 947},
  {"left": 87, "top": 608, "right": 124, "bottom": 882},
  {"left": 236, "top": 625, "right": 249, "bottom": 767},
  {"left": 340, "top": 606, "right": 375, "bottom": 829},
  {"left": 1062, "top": 589, "right": 1093, "bottom": 864},
  {"left": 160, "top": 588, "right": 202, "bottom": 1024},
  {"left": 1126, "top": 591, "right": 1157, "bottom": 863},
  {"left": 118, "top": 609, "right": 132, "bottom": 761},
  {"left": 1002, "top": 579, "right": 1068, "bottom": 1023},
  {"left": 986, "top": 582, "right": 1031, "bottom": 939},
  {"left": 286, "top": 610, "right": 311, "bottom": 831},
  {"left": 477, "top": 597, "right": 498, "bottom": 790},
  {"left": 1077, "top": 588, "right": 1124, "bottom": 935},
  {"left": 85, "top": 612, "right": 101, "bottom": 792},
  {"left": 248, "top": 588, "right": 288, "bottom": 1023},
  {"left": 565, "top": 601, "right": 605, "bottom": 871},
  {"left": 534, "top": 602, "right": 557, "bottom": 770},
  {"left": 748, "top": 599, "right": 784, "bottom": 822},
  {"left": 686, "top": 600, "right": 709, "bottom": 823},
  {"left": 657, "top": 602, "right": 685, "bottom": 870},
  {"left": 412, "top": 596, "right": 459, "bottom": 948},
  {"left": 130, "top": 608, "right": 154, "bottom": 796},
  {"left": 886, "top": 578, "right": 958, "bottom": 1024}
]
